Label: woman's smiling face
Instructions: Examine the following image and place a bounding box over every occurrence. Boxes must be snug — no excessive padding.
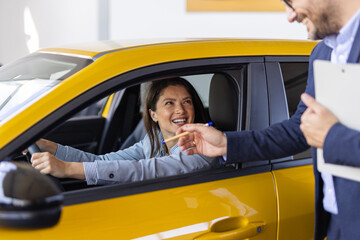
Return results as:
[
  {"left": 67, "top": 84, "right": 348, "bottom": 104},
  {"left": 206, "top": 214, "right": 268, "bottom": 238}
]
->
[{"left": 149, "top": 85, "right": 195, "bottom": 140}]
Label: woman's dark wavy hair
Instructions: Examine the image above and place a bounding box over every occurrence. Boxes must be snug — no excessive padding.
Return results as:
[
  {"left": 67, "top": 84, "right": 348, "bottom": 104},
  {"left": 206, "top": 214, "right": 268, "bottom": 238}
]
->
[{"left": 143, "top": 77, "right": 209, "bottom": 157}]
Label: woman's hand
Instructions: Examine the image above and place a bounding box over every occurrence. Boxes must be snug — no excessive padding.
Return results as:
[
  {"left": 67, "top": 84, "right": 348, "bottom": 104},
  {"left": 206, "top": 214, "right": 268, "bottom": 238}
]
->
[
  {"left": 36, "top": 139, "right": 58, "bottom": 155},
  {"left": 31, "top": 152, "right": 85, "bottom": 179},
  {"left": 31, "top": 152, "right": 67, "bottom": 178}
]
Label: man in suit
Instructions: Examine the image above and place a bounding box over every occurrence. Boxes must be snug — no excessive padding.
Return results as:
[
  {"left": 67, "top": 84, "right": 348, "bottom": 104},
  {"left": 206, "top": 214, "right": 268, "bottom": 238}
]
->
[{"left": 176, "top": 0, "right": 360, "bottom": 239}]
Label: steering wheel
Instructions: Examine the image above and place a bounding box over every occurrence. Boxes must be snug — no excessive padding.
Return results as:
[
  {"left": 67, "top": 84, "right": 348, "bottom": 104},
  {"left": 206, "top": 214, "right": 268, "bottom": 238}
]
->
[
  {"left": 28, "top": 143, "right": 41, "bottom": 155},
  {"left": 26, "top": 143, "right": 41, "bottom": 163}
]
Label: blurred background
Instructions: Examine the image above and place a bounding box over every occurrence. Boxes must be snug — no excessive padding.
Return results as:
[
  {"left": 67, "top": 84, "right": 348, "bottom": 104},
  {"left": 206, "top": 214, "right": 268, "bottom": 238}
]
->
[{"left": 0, "top": 0, "right": 307, "bottom": 65}]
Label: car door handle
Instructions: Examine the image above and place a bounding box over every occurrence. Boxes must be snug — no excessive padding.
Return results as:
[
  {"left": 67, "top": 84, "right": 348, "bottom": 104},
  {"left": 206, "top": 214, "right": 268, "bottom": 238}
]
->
[{"left": 194, "top": 217, "right": 264, "bottom": 240}]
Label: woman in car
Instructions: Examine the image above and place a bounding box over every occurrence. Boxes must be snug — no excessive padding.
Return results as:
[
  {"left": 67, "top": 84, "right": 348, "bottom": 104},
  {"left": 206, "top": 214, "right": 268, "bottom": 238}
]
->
[{"left": 31, "top": 77, "right": 217, "bottom": 185}]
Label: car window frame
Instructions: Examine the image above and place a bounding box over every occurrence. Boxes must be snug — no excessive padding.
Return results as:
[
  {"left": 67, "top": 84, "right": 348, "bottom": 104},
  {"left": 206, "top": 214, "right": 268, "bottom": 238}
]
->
[
  {"left": 0, "top": 56, "right": 262, "bottom": 158},
  {"left": 265, "top": 56, "right": 313, "bottom": 169}
]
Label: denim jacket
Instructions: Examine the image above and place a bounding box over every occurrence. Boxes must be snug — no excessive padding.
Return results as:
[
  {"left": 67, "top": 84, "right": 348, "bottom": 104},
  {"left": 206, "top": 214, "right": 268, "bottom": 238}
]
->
[{"left": 55, "top": 134, "right": 217, "bottom": 185}]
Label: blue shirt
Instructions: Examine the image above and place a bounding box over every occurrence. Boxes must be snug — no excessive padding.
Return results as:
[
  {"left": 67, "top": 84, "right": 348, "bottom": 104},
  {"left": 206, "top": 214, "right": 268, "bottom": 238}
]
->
[
  {"left": 321, "top": 8, "right": 360, "bottom": 215},
  {"left": 55, "top": 133, "right": 217, "bottom": 185}
]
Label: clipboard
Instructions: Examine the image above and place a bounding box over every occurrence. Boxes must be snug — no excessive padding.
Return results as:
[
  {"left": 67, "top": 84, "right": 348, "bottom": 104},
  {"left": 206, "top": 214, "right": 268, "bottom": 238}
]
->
[{"left": 314, "top": 60, "right": 360, "bottom": 182}]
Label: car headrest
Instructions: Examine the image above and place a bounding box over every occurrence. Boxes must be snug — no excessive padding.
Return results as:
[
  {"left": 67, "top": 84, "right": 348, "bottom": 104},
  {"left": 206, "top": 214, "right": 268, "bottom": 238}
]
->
[{"left": 209, "top": 74, "right": 239, "bottom": 131}]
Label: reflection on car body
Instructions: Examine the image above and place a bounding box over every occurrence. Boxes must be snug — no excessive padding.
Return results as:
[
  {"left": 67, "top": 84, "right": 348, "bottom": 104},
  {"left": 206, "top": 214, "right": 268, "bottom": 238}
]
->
[{"left": 0, "top": 39, "right": 317, "bottom": 239}]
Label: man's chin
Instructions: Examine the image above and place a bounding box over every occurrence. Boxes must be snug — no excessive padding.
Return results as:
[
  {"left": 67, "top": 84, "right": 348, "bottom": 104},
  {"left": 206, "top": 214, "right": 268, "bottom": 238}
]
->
[
  {"left": 307, "top": 29, "right": 323, "bottom": 40},
  {"left": 307, "top": 26, "right": 338, "bottom": 40},
  {"left": 307, "top": 33, "right": 317, "bottom": 40}
]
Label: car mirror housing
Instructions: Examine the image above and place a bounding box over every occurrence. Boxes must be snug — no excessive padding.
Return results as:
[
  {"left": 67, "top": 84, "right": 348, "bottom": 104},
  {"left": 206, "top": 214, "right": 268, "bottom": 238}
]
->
[{"left": 0, "top": 161, "right": 63, "bottom": 229}]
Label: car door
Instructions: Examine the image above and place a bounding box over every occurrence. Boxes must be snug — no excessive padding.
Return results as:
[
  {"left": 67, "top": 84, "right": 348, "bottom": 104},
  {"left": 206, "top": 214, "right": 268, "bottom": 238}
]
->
[
  {"left": 266, "top": 57, "right": 315, "bottom": 240},
  {"left": 1, "top": 56, "right": 305, "bottom": 239}
]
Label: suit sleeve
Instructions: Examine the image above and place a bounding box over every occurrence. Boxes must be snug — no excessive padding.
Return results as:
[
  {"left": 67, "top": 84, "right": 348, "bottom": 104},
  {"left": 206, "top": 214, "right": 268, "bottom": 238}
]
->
[
  {"left": 225, "top": 110, "right": 309, "bottom": 163},
  {"left": 323, "top": 123, "right": 360, "bottom": 167},
  {"left": 224, "top": 43, "right": 326, "bottom": 163}
]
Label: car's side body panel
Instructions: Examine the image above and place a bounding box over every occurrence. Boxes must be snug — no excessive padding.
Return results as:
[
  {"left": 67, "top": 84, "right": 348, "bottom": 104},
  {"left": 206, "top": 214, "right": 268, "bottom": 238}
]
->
[
  {"left": 1, "top": 173, "right": 277, "bottom": 240},
  {"left": 265, "top": 56, "right": 315, "bottom": 239},
  {"left": 273, "top": 165, "right": 315, "bottom": 240}
]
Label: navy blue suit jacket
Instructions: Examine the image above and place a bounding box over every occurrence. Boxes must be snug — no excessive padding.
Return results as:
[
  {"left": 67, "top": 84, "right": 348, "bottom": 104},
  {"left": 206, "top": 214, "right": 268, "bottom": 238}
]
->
[{"left": 225, "top": 25, "right": 360, "bottom": 240}]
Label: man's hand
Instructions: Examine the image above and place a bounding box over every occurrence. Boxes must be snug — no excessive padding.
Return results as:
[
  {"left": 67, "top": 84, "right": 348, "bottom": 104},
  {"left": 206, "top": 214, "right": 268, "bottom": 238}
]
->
[
  {"left": 36, "top": 139, "right": 58, "bottom": 155},
  {"left": 176, "top": 123, "right": 227, "bottom": 157},
  {"left": 300, "top": 93, "right": 339, "bottom": 148}
]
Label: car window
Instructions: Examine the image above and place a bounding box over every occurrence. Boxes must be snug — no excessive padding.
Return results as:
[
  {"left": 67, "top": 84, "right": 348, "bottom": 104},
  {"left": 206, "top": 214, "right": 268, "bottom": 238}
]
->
[
  {"left": 118, "top": 74, "right": 214, "bottom": 150},
  {"left": 72, "top": 96, "right": 108, "bottom": 117},
  {"left": 139, "top": 74, "right": 212, "bottom": 109},
  {"left": 183, "top": 74, "right": 212, "bottom": 108},
  {"left": 126, "top": 73, "right": 230, "bottom": 148},
  {"left": 280, "top": 62, "right": 311, "bottom": 159},
  {"left": 53, "top": 72, "right": 241, "bottom": 191},
  {"left": 280, "top": 62, "right": 308, "bottom": 117},
  {"left": 0, "top": 53, "right": 92, "bottom": 122}
]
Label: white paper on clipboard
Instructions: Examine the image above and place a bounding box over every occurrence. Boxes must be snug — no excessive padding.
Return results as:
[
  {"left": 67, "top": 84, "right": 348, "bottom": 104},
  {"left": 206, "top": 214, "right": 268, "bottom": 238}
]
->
[{"left": 314, "top": 60, "right": 360, "bottom": 182}]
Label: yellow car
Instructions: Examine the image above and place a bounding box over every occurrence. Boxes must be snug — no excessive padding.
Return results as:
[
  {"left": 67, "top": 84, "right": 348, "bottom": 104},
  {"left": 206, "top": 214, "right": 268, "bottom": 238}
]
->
[{"left": 0, "top": 39, "right": 317, "bottom": 239}]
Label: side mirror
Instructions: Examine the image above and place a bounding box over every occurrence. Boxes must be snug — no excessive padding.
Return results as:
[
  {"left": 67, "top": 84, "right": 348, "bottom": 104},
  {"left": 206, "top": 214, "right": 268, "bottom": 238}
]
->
[{"left": 0, "top": 161, "right": 63, "bottom": 229}]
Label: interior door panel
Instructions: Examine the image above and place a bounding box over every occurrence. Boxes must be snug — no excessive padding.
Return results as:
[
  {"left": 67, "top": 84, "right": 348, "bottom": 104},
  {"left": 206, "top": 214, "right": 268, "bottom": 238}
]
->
[{"left": 43, "top": 116, "right": 106, "bottom": 153}]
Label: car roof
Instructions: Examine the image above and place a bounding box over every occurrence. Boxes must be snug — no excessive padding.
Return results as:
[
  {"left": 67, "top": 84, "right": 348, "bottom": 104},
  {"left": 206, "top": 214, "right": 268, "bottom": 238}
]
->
[{"left": 38, "top": 38, "right": 317, "bottom": 59}]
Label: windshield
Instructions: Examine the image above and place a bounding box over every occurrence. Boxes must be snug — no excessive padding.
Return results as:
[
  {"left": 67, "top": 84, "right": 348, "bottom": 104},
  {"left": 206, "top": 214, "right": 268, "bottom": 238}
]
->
[{"left": 0, "top": 53, "right": 92, "bottom": 121}]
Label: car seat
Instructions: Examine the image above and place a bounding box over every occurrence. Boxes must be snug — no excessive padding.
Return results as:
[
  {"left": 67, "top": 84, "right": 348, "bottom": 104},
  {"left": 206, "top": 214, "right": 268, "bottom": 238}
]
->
[
  {"left": 208, "top": 73, "right": 240, "bottom": 131},
  {"left": 98, "top": 85, "right": 141, "bottom": 154},
  {"left": 120, "top": 120, "right": 146, "bottom": 150}
]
